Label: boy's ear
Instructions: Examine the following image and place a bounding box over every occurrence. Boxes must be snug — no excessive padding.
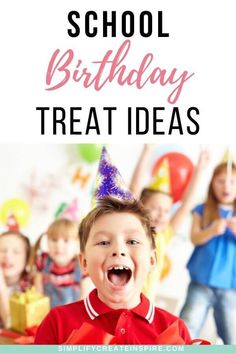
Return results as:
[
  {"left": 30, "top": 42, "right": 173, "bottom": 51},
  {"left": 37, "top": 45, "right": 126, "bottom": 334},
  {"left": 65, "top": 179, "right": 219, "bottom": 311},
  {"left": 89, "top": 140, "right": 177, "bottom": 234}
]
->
[{"left": 79, "top": 253, "right": 87, "bottom": 272}]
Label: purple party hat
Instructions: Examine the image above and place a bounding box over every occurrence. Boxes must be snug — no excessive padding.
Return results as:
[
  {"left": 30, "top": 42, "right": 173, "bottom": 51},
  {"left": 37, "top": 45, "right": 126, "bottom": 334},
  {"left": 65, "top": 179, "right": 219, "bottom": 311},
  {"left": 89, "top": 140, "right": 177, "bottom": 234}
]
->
[{"left": 92, "top": 146, "right": 134, "bottom": 206}]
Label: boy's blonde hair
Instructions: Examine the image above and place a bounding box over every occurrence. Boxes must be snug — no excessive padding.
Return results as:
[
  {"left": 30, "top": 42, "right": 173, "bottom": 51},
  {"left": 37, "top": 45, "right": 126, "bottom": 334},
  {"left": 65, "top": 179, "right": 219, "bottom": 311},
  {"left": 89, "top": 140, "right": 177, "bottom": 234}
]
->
[
  {"left": 203, "top": 162, "right": 236, "bottom": 227},
  {"left": 79, "top": 197, "right": 156, "bottom": 253}
]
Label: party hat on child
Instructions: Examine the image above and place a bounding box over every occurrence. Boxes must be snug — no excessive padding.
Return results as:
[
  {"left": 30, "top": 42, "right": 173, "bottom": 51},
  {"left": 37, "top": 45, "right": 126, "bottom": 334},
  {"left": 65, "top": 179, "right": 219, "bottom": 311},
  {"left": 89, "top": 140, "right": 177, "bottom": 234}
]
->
[
  {"left": 222, "top": 147, "right": 235, "bottom": 184},
  {"left": 92, "top": 146, "right": 134, "bottom": 206},
  {"left": 55, "top": 199, "right": 80, "bottom": 221},
  {"left": 6, "top": 214, "right": 19, "bottom": 231},
  {"left": 222, "top": 148, "right": 234, "bottom": 164},
  {"left": 148, "top": 158, "right": 171, "bottom": 194}
]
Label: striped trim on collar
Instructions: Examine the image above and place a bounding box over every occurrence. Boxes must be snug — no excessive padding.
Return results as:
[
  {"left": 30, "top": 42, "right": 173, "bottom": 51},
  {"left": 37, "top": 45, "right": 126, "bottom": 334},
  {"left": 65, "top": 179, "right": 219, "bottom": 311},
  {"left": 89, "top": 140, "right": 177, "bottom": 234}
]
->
[
  {"left": 84, "top": 294, "right": 99, "bottom": 320},
  {"left": 84, "top": 290, "right": 155, "bottom": 324},
  {"left": 145, "top": 302, "right": 155, "bottom": 323}
]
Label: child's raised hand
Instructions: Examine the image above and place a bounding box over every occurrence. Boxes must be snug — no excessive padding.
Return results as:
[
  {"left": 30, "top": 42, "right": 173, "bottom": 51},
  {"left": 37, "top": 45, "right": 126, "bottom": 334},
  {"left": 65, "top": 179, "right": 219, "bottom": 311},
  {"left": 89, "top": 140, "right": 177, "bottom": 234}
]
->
[
  {"left": 143, "top": 144, "right": 155, "bottom": 153},
  {"left": 210, "top": 219, "right": 227, "bottom": 236},
  {"left": 197, "top": 149, "right": 210, "bottom": 170},
  {"left": 227, "top": 217, "right": 236, "bottom": 235}
]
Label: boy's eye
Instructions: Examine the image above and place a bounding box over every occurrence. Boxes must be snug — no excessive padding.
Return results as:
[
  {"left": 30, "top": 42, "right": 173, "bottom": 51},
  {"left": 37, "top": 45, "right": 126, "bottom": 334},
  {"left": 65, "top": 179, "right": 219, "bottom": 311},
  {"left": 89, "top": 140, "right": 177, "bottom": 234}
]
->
[
  {"left": 97, "top": 241, "right": 110, "bottom": 246},
  {"left": 127, "top": 239, "right": 139, "bottom": 245}
]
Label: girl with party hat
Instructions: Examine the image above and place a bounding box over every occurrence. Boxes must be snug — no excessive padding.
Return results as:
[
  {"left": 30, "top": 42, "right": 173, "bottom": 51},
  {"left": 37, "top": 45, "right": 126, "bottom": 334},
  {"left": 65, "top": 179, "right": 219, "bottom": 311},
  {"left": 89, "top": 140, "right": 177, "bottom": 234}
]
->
[
  {"left": 130, "top": 145, "right": 209, "bottom": 301},
  {"left": 180, "top": 153, "right": 236, "bottom": 344},
  {"left": 31, "top": 202, "right": 84, "bottom": 308}
]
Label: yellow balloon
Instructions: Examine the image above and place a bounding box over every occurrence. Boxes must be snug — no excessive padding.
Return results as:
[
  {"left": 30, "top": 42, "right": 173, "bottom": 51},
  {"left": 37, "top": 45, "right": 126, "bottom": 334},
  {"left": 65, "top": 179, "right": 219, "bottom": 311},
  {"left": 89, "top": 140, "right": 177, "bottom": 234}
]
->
[{"left": 1, "top": 198, "right": 30, "bottom": 227}]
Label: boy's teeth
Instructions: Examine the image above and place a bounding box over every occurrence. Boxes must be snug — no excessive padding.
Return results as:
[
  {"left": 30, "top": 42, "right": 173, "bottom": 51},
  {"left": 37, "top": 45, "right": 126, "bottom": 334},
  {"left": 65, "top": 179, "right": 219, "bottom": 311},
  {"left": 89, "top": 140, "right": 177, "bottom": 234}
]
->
[
  {"left": 114, "top": 266, "right": 124, "bottom": 270},
  {"left": 109, "top": 266, "right": 129, "bottom": 270}
]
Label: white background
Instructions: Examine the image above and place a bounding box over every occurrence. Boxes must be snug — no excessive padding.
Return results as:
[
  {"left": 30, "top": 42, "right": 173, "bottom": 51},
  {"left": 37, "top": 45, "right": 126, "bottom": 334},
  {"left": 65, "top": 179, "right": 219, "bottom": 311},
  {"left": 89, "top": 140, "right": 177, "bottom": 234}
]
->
[{"left": 0, "top": 0, "right": 235, "bottom": 143}]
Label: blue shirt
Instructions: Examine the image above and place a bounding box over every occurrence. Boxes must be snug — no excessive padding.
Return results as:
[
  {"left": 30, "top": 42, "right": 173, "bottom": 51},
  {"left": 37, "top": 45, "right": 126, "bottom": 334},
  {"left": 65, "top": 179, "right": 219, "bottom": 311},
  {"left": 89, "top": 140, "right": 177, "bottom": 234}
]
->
[{"left": 187, "top": 203, "right": 236, "bottom": 289}]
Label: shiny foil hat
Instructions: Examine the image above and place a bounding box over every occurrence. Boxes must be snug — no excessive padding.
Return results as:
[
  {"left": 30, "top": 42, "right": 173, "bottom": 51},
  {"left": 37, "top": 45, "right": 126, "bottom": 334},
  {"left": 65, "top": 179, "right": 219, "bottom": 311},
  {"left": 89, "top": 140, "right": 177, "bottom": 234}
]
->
[
  {"left": 55, "top": 198, "right": 80, "bottom": 221},
  {"left": 148, "top": 158, "right": 171, "bottom": 194},
  {"left": 57, "top": 198, "right": 80, "bottom": 221},
  {"left": 92, "top": 146, "right": 134, "bottom": 206}
]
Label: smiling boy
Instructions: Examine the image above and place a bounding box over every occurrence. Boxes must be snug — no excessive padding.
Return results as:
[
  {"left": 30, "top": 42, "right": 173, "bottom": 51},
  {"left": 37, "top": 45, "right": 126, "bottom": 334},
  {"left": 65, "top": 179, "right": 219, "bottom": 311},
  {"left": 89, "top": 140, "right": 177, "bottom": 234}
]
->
[{"left": 35, "top": 197, "right": 192, "bottom": 344}]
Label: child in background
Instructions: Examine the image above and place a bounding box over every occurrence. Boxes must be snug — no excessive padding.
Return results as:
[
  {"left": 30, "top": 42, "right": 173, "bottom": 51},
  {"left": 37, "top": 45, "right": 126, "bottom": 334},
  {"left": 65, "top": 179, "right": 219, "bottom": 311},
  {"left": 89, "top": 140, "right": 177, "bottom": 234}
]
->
[
  {"left": 180, "top": 162, "right": 236, "bottom": 344},
  {"left": 35, "top": 197, "right": 195, "bottom": 344},
  {"left": 0, "top": 231, "right": 31, "bottom": 328},
  {"left": 129, "top": 144, "right": 209, "bottom": 300},
  {"left": 32, "top": 218, "right": 83, "bottom": 308}
]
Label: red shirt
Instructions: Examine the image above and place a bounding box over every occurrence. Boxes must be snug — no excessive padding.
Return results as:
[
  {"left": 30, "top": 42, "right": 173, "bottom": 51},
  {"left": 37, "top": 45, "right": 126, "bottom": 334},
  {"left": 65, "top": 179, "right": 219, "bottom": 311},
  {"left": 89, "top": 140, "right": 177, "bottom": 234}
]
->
[{"left": 35, "top": 289, "right": 191, "bottom": 344}]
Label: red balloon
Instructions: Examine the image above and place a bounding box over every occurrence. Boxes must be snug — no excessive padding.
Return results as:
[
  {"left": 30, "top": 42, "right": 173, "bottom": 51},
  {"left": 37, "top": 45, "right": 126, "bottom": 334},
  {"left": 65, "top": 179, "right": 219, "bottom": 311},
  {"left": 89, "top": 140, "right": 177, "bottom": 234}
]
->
[{"left": 152, "top": 152, "right": 194, "bottom": 203}]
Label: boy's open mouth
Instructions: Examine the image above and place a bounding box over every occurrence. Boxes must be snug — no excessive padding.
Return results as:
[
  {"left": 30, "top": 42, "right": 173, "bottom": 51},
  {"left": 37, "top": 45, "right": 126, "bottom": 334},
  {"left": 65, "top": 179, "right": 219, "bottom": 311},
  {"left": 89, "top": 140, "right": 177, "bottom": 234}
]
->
[{"left": 107, "top": 266, "right": 132, "bottom": 286}]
